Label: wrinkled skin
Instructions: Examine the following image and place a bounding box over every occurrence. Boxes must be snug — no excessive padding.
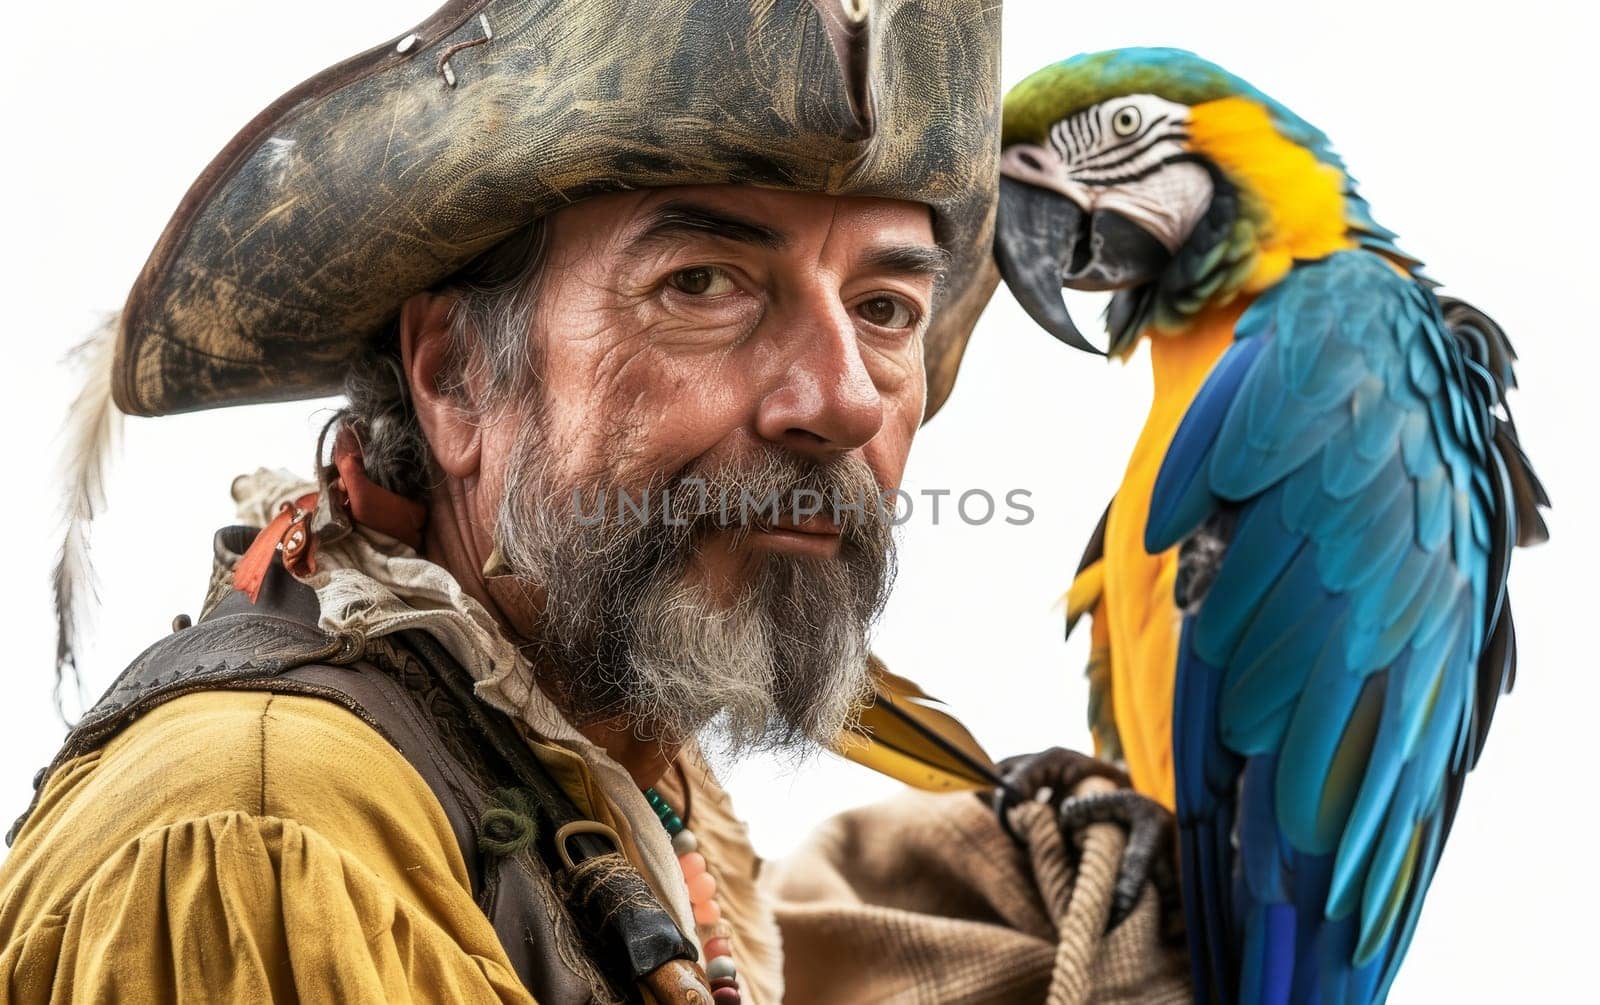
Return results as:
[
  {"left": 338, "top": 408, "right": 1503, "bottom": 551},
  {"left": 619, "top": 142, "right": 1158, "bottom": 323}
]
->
[{"left": 400, "top": 185, "right": 941, "bottom": 784}]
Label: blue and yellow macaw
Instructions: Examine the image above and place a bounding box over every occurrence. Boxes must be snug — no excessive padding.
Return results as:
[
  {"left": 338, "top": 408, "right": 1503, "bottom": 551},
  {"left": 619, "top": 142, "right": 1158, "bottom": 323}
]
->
[{"left": 993, "top": 49, "right": 1549, "bottom": 1002}]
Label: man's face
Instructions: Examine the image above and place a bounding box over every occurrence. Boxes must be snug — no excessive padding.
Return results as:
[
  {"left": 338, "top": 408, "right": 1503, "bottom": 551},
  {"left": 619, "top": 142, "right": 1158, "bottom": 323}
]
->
[
  {"left": 487, "top": 185, "right": 937, "bottom": 560},
  {"left": 473, "top": 186, "right": 941, "bottom": 753}
]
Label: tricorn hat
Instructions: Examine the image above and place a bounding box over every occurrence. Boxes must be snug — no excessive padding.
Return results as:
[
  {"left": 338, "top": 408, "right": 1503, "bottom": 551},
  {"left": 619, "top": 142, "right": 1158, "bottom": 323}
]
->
[{"left": 111, "top": 0, "right": 1001, "bottom": 422}]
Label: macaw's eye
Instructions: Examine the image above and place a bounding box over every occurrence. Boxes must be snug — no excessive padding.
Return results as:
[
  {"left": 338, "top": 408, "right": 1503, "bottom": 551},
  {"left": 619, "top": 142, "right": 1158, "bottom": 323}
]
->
[
  {"left": 858, "top": 295, "right": 917, "bottom": 331},
  {"left": 1111, "top": 105, "right": 1142, "bottom": 137},
  {"left": 668, "top": 266, "right": 737, "bottom": 296}
]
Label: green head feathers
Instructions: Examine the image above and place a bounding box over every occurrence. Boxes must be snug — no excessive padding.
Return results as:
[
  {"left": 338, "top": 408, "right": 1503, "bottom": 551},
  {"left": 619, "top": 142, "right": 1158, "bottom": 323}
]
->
[{"left": 1004, "top": 48, "right": 1332, "bottom": 157}]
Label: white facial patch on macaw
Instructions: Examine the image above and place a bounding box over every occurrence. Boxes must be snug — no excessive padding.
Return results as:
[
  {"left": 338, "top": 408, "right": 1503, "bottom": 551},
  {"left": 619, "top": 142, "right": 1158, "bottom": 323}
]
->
[{"left": 1001, "top": 93, "right": 1215, "bottom": 253}]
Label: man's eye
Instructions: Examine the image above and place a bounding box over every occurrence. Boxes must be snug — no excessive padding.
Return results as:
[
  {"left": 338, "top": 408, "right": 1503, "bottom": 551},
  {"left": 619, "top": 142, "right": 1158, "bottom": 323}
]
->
[
  {"left": 667, "top": 266, "right": 736, "bottom": 296},
  {"left": 858, "top": 296, "right": 917, "bottom": 331}
]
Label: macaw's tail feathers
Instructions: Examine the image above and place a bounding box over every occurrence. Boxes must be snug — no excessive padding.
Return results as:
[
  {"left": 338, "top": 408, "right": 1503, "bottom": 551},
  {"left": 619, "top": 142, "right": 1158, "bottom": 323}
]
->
[
  {"left": 1228, "top": 768, "right": 1400, "bottom": 1005},
  {"left": 1180, "top": 802, "right": 1238, "bottom": 1004},
  {"left": 52, "top": 313, "right": 124, "bottom": 723},
  {"left": 1179, "top": 629, "right": 1404, "bottom": 1005},
  {"left": 834, "top": 655, "right": 1004, "bottom": 792},
  {"left": 1174, "top": 635, "right": 1240, "bottom": 1004}
]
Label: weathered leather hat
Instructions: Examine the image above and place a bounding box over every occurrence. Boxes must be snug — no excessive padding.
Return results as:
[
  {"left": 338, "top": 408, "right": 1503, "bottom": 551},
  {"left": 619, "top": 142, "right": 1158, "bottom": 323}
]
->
[{"left": 111, "top": 0, "right": 1001, "bottom": 422}]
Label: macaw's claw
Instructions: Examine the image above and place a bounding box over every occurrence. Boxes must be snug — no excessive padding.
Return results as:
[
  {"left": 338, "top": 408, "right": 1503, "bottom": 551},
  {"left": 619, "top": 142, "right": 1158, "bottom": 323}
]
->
[
  {"left": 989, "top": 748, "right": 1179, "bottom": 936},
  {"left": 990, "top": 746, "right": 1132, "bottom": 844},
  {"left": 1055, "top": 788, "right": 1180, "bottom": 934}
]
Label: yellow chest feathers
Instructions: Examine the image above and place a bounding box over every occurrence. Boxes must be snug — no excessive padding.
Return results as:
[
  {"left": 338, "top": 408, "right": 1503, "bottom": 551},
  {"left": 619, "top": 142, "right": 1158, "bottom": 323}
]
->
[{"left": 1102, "top": 303, "right": 1245, "bottom": 808}]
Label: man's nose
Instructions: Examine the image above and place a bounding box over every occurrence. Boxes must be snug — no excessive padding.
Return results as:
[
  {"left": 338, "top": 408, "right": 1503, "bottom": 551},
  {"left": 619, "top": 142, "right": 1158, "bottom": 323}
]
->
[{"left": 755, "top": 301, "right": 884, "bottom": 457}]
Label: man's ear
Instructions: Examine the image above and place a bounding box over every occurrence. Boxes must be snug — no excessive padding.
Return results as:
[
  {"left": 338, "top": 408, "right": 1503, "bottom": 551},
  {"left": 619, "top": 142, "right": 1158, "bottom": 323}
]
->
[{"left": 399, "top": 291, "right": 481, "bottom": 480}]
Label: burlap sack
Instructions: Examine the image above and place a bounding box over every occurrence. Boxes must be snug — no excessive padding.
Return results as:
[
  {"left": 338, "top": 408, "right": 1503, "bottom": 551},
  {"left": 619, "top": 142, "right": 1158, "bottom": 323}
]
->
[{"left": 765, "top": 779, "right": 1191, "bottom": 1003}]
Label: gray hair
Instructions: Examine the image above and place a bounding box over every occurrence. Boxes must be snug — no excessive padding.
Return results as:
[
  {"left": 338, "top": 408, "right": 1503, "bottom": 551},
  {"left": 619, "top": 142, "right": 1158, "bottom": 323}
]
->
[{"left": 334, "top": 220, "right": 550, "bottom": 498}]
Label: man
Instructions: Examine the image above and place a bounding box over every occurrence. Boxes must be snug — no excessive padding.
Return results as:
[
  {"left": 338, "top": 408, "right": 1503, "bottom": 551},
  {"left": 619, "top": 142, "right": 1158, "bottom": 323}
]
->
[{"left": 0, "top": 1, "right": 1185, "bottom": 1001}]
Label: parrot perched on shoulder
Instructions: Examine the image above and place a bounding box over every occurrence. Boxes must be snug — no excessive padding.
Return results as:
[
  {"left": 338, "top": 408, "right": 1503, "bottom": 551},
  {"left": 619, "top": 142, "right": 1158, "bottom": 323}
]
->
[{"left": 992, "top": 49, "right": 1548, "bottom": 1003}]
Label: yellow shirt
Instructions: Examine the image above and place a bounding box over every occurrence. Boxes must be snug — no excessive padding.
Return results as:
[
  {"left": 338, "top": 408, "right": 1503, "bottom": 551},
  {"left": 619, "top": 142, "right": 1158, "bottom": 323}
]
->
[{"left": 0, "top": 690, "right": 532, "bottom": 1003}]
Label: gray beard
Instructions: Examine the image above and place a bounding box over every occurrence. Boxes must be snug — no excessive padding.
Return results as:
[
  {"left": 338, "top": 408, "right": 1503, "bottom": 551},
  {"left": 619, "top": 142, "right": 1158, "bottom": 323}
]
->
[{"left": 493, "top": 433, "right": 894, "bottom": 759}]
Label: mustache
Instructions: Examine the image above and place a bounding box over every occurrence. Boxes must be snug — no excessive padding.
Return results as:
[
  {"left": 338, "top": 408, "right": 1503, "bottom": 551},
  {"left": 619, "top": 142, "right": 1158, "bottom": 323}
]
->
[{"left": 567, "top": 447, "right": 891, "bottom": 543}]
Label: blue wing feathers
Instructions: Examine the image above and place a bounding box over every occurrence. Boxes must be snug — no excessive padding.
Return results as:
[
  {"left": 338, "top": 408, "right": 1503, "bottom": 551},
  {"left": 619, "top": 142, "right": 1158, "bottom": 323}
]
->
[
  {"left": 1277, "top": 463, "right": 1326, "bottom": 537},
  {"left": 1216, "top": 370, "right": 1353, "bottom": 497},
  {"left": 1393, "top": 607, "right": 1461, "bottom": 755},
  {"left": 1351, "top": 543, "right": 1432, "bottom": 640},
  {"left": 1147, "top": 334, "right": 1267, "bottom": 549},
  {"left": 1372, "top": 815, "right": 1445, "bottom": 997},
  {"left": 1220, "top": 600, "right": 1342, "bottom": 753},
  {"left": 1413, "top": 466, "right": 1452, "bottom": 552},
  {"left": 1218, "top": 530, "right": 1329, "bottom": 673},
  {"left": 1406, "top": 337, "right": 1441, "bottom": 396},
  {"left": 1191, "top": 510, "right": 1304, "bottom": 665},
  {"left": 1329, "top": 644, "right": 1438, "bottom": 917},
  {"left": 1279, "top": 290, "right": 1333, "bottom": 386},
  {"left": 1324, "top": 379, "right": 1402, "bottom": 498},
  {"left": 1289, "top": 336, "right": 1369, "bottom": 412},
  {"left": 1321, "top": 438, "right": 1390, "bottom": 503},
  {"left": 1318, "top": 482, "right": 1412, "bottom": 594},
  {"left": 1309, "top": 456, "right": 1406, "bottom": 544},
  {"left": 1346, "top": 377, "right": 1395, "bottom": 458},
  {"left": 1398, "top": 410, "right": 1431, "bottom": 477},
  {"left": 1274, "top": 659, "right": 1373, "bottom": 854},
  {"left": 1154, "top": 250, "right": 1519, "bottom": 1002}
]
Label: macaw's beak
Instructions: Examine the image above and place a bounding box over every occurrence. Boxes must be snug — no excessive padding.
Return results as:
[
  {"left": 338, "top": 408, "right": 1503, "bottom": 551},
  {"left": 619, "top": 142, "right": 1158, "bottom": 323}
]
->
[{"left": 994, "top": 151, "right": 1171, "bottom": 355}]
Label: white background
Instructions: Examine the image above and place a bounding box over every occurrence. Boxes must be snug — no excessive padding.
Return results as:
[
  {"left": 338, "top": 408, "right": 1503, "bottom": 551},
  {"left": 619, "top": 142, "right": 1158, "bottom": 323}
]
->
[{"left": 1, "top": 1, "right": 1593, "bottom": 999}]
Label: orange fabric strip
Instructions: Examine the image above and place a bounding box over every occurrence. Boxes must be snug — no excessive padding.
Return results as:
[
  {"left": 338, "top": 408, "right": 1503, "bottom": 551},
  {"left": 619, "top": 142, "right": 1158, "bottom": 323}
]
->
[
  {"left": 232, "top": 493, "right": 319, "bottom": 603},
  {"left": 232, "top": 428, "right": 427, "bottom": 603}
]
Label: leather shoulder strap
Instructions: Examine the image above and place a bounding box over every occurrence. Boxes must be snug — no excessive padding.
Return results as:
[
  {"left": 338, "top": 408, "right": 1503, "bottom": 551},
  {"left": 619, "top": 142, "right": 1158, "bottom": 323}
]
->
[
  {"left": 58, "top": 612, "right": 372, "bottom": 767},
  {"left": 8, "top": 586, "right": 374, "bottom": 845}
]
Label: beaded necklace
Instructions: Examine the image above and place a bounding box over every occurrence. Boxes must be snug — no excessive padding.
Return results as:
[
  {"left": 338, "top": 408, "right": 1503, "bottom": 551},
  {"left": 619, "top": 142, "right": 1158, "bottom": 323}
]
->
[{"left": 644, "top": 787, "right": 742, "bottom": 1004}]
